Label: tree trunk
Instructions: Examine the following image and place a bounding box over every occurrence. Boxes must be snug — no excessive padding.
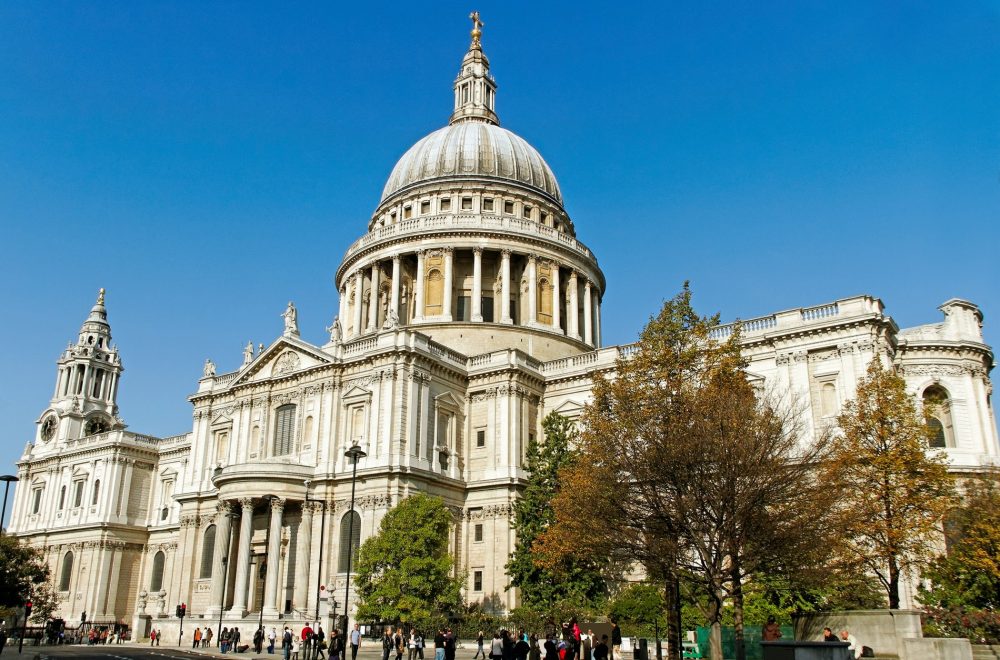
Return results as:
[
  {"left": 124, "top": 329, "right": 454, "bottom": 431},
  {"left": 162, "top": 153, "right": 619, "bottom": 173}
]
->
[
  {"left": 731, "top": 563, "right": 746, "bottom": 660},
  {"left": 709, "top": 622, "right": 723, "bottom": 660},
  {"left": 888, "top": 555, "right": 900, "bottom": 609},
  {"left": 664, "top": 575, "right": 681, "bottom": 660}
]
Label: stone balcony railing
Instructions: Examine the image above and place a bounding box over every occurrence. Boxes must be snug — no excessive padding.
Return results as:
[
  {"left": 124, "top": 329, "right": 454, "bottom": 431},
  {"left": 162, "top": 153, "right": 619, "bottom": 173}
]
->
[{"left": 341, "top": 212, "right": 598, "bottom": 263}]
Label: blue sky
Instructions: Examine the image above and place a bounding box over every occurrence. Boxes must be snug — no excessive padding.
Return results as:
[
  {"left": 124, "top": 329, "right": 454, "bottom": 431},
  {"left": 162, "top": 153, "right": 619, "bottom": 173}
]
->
[{"left": 2, "top": 2, "right": 998, "bottom": 489}]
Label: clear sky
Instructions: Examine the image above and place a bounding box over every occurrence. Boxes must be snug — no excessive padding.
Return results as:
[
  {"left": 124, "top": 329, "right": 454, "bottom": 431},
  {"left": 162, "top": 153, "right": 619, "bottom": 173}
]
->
[{"left": 2, "top": 2, "right": 998, "bottom": 491}]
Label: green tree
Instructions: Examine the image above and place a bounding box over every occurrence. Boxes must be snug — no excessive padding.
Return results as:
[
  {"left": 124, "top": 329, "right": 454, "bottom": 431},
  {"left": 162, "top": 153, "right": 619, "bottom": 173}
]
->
[
  {"left": 0, "top": 534, "right": 53, "bottom": 620},
  {"left": 0, "top": 535, "right": 49, "bottom": 607},
  {"left": 506, "top": 411, "right": 606, "bottom": 610},
  {"left": 826, "top": 358, "right": 956, "bottom": 609},
  {"left": 608, "top": 583, "right": 667, "bottom": 635},
  {"left": 354, "top": 493, "right": 464, "bottom": 625},
  {"left": 919, "top": 475, "right": 1000, "bottom": 611}
]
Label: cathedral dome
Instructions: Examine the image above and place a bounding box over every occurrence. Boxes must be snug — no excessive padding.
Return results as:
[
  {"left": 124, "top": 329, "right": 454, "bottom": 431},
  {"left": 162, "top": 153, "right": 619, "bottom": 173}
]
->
[{"left": 380, "top": 122, "right": 563, "bottom": 206}]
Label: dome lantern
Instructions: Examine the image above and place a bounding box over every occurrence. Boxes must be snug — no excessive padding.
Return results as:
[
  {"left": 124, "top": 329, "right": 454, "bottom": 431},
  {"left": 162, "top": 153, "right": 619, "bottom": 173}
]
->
[{"left": 449, "top": 11, "right": 499, "bottom": 126}]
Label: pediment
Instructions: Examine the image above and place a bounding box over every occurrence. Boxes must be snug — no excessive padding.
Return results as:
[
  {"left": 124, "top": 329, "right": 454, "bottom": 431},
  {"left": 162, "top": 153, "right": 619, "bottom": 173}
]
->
[
  {"left": 434, "top": 391, "right": 462, "bottom": 409},
  {"left": 553, "top": 399, "right": 585, "bottom": 417},
  {"left": 211, "top": 412, "right": 233, "bottom": 427},
  {"left": 229, "top": 336, "right": 332, "bottom": 387},
  {"left": 342, "top": 385, "right": 373, "bottom": 402}
]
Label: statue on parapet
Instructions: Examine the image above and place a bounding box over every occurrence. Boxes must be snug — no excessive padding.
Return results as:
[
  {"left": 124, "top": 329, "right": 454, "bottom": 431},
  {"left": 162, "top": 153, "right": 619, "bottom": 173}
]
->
[
  {"left": 326, "top": 315, "right": 343, "bottom": 345},
  {"left": 281, "top": 301, "right": 299, "bottom": 337},
  {"left": 243, "top": 341, "right": 254, "bottom": 366},
  {"left": 203, "top": 359, "right": 216, "bottom": 378}
]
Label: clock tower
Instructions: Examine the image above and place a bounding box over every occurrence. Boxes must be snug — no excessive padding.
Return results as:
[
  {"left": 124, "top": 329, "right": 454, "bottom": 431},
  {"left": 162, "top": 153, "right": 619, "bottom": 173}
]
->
[{"left": 36, "top": 289, "right": 125, "bottom": 448}]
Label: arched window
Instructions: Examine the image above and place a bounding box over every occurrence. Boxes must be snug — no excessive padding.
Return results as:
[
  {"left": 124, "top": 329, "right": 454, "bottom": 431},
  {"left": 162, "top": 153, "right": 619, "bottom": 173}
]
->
[
  {"left": 150, "top": 550, "right": 165, "bottom": 592},
  {"left": 59, "top": 485, "right": 66, "bottom": 510},
  {"left": 91, "top": 479, "right": 100, "bottom": 506},
  {"left": 200, "top": 525, "right": 216, "bottom": 579},
  {"left": 338, "top": 510, "right": 361, "bottom": 573},
  {"left": 59, "top": 551, "right": 74, "bottom": 591},
  {"left": 923, "top": 385, "right": 955, "bottom": 448},
  {"left": 820, "top": 382, "right": 838, "bottom": 417},
  {"left": 425, "top": 269, "right": 443, "bottom": 315},
  {"left": 273, "top": 405, "right": 297, "bottom": 456}
]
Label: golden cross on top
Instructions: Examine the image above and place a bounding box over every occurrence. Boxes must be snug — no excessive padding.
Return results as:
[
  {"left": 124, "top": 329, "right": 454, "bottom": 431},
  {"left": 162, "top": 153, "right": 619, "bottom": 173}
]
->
[{"left": 469, "top": 11, "right": 484, "bottom": 49}]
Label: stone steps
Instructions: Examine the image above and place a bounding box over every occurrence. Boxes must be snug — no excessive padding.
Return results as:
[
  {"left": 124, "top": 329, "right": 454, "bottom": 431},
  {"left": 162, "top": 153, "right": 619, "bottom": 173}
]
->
[{"left": 972, "top": 644, "right": 1000, "bottom": 660}]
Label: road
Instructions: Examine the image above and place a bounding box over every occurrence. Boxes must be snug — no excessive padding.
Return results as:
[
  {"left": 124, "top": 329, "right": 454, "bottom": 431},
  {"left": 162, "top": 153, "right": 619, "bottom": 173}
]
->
[{"left": 0, "top": 643, "right": 404, "bottom": 660}]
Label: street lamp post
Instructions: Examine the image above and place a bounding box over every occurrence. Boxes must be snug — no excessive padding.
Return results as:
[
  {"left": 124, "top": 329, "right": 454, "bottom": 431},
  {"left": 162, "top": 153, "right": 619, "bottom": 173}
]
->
[
  {"left": 0, "top": 475, "right": 19, "bottom": 535},
  {"left": 342, "top": 444, "right": 367, "bottom": 647}
]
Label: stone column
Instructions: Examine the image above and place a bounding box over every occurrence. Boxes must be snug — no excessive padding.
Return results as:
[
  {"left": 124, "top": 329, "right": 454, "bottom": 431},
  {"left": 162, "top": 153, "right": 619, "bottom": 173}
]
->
[
  {"left": 527, "top": 255, "right": 538, "bottom": 326},
  {"left": 551, "top": 264, "right": 561, "bottom": 332},
  {"left": 568, "top": 271, "right": 580, "bottom": 339},
  {"left": 339, "top": 287, "right": 347, "bottom": 327},
  {"left": 583, "top": 279, "right": 593, "bottom": 345},
  {"left": 442, "top": 247, "right": 454, "bottom": 322},
  {"left": 262, "top": 497, "right": 285, "bottom": 617},
  {"left": 500, "top": 249, "right": 512, "bottom": 324},
  {"left": 293, "top": 502, "right": 314, "bottom": 613},
  {"left": 414, "top": 250, "right": 425, "bottom": 322},
  {"left": 471, "top": 247, "right": 483, "bottom": 322},
  {"left": 231, "top": 498, "right": 255, "bottom": 615},
  {"left": 352, "top": 270, "right": 364, "bottom": 338},
  {"left": 207, "top": 501, "right": 234, "bottom": 616},
  {"left": 595, "top": 295, "right": 602, "bottom": 348},
  {"left": 390, "top": 254, "right": 401, "bottom": 318},
  {"left": 367, "top": 262, "right": 380, "bottom": 331}
]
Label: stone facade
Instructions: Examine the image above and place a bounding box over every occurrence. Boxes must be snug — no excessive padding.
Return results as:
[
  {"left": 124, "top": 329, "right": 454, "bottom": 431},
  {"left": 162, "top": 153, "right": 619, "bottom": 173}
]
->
[{"left": 8, "top": 18, "right": 1000, "bottom": 640}]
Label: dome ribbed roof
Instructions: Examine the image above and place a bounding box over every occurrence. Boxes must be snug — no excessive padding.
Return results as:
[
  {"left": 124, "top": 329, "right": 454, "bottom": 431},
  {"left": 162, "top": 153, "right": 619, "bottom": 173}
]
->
[{"left": 380, "top": 122, "right": 563, "bottom": 205}]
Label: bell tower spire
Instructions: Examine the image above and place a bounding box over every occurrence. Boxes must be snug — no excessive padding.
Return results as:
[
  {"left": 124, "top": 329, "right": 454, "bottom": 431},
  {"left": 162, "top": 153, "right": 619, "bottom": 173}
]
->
[
  {"left": 449, "top": 11, "right": 499, "bottom": 126},
  {"left": 37, "top": 289, "right": 125, "bottom": 446}
]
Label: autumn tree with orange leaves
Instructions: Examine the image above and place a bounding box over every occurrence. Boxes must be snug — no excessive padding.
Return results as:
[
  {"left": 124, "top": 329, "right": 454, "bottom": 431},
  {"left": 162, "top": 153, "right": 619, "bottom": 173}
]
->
[
  {"left": 825, "top": 358, "right": 956, "bottom": 609},
  {"left": 535, "top": 286, "right": 838, "bottom": 660}
]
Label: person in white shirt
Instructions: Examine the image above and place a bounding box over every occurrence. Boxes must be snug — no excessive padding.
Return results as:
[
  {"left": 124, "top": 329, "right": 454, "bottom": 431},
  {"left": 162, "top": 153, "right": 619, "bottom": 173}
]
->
[{"left": 839, "top": 630, "right": 861, "bottom": 659}]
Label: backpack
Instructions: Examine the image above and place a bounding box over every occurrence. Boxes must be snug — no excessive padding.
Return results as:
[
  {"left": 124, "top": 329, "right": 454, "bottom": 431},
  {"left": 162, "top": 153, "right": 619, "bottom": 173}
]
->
[{"left": 861, "top": 647, "right": 874, "bottom": 658}]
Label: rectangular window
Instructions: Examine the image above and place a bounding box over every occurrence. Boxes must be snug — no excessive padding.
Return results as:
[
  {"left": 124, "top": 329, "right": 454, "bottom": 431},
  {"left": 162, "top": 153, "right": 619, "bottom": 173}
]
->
[
  {"left": 439, "top": 198, "right": 451, "bottom": 212},
  {"left": 473, "top": 570, "right": 483, "bottom": 592},
  {"left": 73, "top": 482, "right": 83, "bottom": 508},
  {"left": 476, "top": 429, "right": 486, "bottom": 448},
  {"left": 32, "top": 488, "right": 43, "bottom": 514},
  {"left": 503, "top": 200, "right": 514, "bottom": 214},
  {"left": 523, "top": 205, "right": 532, "bottom": 219},
  {"left": 403, "top": 205, "right": 412, "bottom": 219},
  {"left": 420, "top": 200, "right": 430, "bottom": 214},
  {"left": 482, "top": 198, "right": 494, "bottom": 212},
  {"left": 273, "top": 405, "right": 297, "bottom": 456},
  {"left": 461, "top": 197, "right": 473, "bottom": 211},
  {"left": 474, "top": 523, "right": 483, "bottom": 542},
  {"left": 481, "top": 297, "right": 494, "bottom": 323}
]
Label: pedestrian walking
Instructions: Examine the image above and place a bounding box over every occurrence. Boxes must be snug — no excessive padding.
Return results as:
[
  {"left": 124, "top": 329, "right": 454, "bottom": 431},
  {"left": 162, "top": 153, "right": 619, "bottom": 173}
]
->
[
  {"left": 269, "top": 627, "right": 277, "bottom": 654},
  {"left": 474, "top": 631, "right": 486, "bottom": 660},
  {"left": 194, "top": 627, "right": 203, "bottom": 649},
  {"left": 206, "top": 627, "right": 214, "bottom": 648},
  {"left": 351, "top": 624, "right": 362, "bottom": 660},
  {"left": 329, "top": 630, "right": 343, "bottom": 660},
  {"left": 283, "top": 627, "right": 293, "bottom": 660},
  {"left": 383, "top": 627, "right": 395, "bottom": 660},
  {"left": 434, "top": 629, "right": 446, "bottom": 660},
  {"left": 316, "top": 625, "right": 327, "bottom": 660},
  {"left": 394, "top": 627, "right": 405, "bottom": 660}
]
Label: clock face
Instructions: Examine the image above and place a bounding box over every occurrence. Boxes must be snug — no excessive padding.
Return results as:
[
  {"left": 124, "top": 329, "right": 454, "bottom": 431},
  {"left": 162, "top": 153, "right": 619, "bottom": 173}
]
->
[
  {"left": 84, "top": 417, "right": 109, "bottom": 436},
  {"left": 40, "top": 416, "right": 57, "bottom": 442}
]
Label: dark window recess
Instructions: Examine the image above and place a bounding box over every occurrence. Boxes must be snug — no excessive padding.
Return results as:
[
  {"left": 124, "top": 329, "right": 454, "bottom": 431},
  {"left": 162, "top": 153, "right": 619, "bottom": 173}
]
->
[
  {"left": 474, "top": 570, "right": 483, "bottom": 591},
  {"left": 481, "top": 297, "right": 494, "bottom": 322},
  {"left": 474, "top": 524, "right": 483, "bottom": 542},
  {"left": 456, "top": 296, "right": 472, "bottom": 322},
  {"left": 476, "top": 430, "right": 486, "bottom": 448}
]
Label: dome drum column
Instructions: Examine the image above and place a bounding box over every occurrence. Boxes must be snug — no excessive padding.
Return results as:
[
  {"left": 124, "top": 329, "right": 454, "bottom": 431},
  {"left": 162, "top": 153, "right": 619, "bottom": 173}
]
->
[
  {"left": 352, "top": 270, "right": 365, "bottom": 339},
  {"left": 568, "top": 271, "right": 581, "bottom": 339},
  {"left": 367, "top": 262, "right": 381, "bottom": 332},
  {"left": 442, "top": 248, "right": 455, "bottom": 322},
  {"left": 390, "top": 254, "right": 402, "bottom": 319},
  {"left": 551, "top": 265, "right": 562, "bottom": 333},
  {"left": 583, "top": 279, "right": 594, "bottom": 345},
  {"left": 471, "top": 247, "right": 484, "bottom": 322},
  {"left": 500, "top": 250, "right": 512, "bottom": 324},
  {"left": 414, "top": 251, "right": 425, "bottom": 322},
  {"left": 527, "top": 255, "right": 538, "bottom": 327}
]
